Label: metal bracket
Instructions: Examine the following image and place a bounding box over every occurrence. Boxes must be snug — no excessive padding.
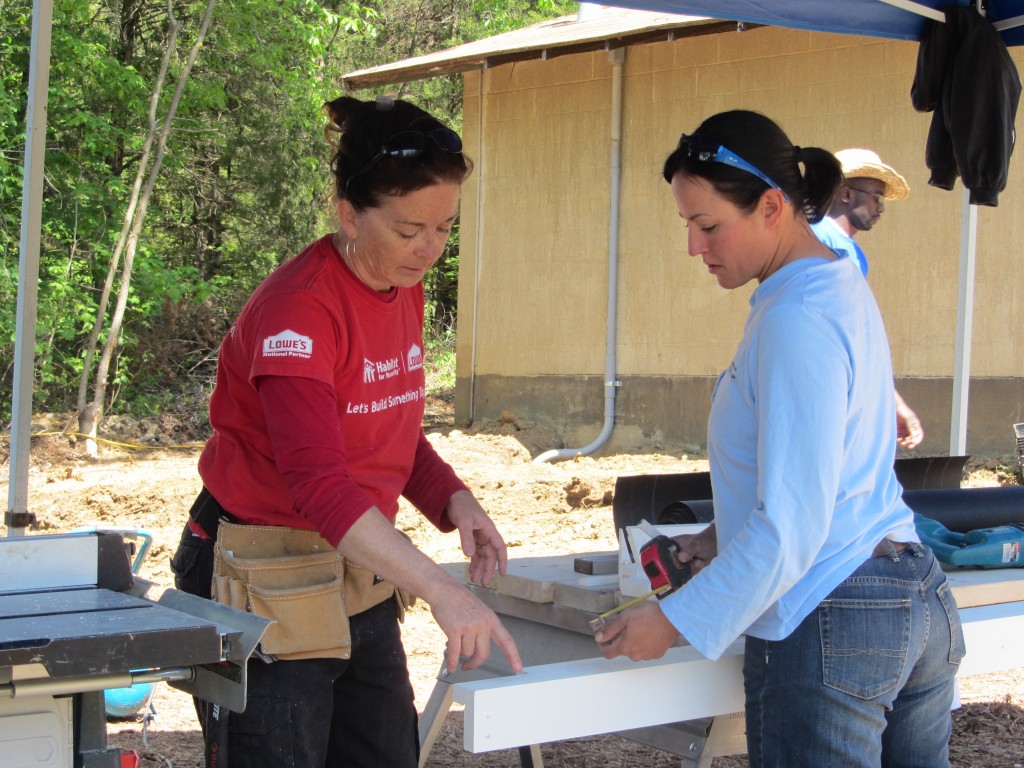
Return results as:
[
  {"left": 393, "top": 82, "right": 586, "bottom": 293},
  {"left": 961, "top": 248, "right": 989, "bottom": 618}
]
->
[
  {"left": 1014, "top": 423, "right": 1024, "bottom": 482},
  {"left": 158, "top": 588, "right": 271, "bottom": 713},
  {"left": 4, "top": 510, "right": 36, "bottom": 528}
]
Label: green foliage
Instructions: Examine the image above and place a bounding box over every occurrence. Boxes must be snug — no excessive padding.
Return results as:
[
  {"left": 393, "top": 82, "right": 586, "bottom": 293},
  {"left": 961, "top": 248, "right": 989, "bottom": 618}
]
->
[
  {"left": 0, "top": 0, "right": 573, "bottom": 423},
  {"left": 340, "top": 0, "right": 576, "bottom": 327},
  {"left": 424, "top": 323, "right": 457, "bottom": 396},
  {"left": 466, "top": 0, "right": 577, "bottom": 36}
]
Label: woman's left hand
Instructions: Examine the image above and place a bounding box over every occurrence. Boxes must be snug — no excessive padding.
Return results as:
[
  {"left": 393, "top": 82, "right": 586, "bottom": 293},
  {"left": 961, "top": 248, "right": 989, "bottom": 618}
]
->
[
  {"left": 446, "top": 490, "right": 509, "bottom": 587},
  {"left": 595, "top": 602, "right": 680, "bottom": 661}
]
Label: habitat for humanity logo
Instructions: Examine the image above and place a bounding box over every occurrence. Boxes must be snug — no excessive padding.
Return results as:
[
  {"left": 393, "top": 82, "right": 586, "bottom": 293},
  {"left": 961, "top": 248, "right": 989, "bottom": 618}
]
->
[
  {"left": 363, "top": 355, "right": 401, "bottom": 384},
  {"left": 262, "top": 329, "right": 313, "bottom": 359},
  {"left": 407, "top": 343, "right": 423, "bottom": 372}
]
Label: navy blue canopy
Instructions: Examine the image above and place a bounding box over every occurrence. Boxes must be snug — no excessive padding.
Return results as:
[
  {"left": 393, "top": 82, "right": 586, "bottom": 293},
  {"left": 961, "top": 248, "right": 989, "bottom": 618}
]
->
[{"left": 601, "top": 0, "right": 1024, "bottom": 45}]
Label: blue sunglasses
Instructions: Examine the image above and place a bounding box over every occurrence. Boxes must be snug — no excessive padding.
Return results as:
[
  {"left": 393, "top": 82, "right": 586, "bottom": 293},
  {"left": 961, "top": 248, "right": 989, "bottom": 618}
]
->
[
  {"left": 345, "top": 128, "right": 463, "bottom": 195},
  {"left": 677, "top": 134, "right": 790, "bottom": 202}
]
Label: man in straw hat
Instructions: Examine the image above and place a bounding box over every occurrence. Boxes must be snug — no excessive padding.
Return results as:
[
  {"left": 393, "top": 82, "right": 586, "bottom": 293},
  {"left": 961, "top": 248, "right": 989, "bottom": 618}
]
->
[
  {"left": 813, "top": 148, "right": 923, "bottom": 449},
  {"left": 813, "top": 148, "right": 910, "bottom": 277}
]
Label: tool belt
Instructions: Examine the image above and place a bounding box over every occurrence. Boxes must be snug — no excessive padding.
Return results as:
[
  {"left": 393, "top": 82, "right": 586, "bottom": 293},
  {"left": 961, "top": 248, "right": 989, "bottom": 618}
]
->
[{"left": 212, "top": 520, "right": 412, "bottom": 661}]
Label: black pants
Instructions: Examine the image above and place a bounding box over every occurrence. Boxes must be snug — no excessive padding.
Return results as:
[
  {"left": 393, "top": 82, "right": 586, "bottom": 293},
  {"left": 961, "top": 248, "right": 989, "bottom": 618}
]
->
[{"left": 170, "top": 521, "right": 420, "bottom": 768}]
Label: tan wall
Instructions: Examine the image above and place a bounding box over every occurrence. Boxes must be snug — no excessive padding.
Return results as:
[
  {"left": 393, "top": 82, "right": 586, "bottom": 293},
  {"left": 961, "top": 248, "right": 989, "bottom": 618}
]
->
[
  {"left": 458, "top": 25, "right": 1024, "bottom": 380},
  {"left": 459, "top": 57, "right": 617, "bottom": 379},
  {"left": 456, "top": 25, "right": 1024, "bottom": 452}
]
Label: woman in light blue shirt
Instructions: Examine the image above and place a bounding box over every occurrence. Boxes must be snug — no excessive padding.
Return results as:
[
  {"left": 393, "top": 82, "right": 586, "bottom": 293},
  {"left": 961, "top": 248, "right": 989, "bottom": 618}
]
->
[{"left": 596, "top": 110, "right": 964, "bottom": 768}]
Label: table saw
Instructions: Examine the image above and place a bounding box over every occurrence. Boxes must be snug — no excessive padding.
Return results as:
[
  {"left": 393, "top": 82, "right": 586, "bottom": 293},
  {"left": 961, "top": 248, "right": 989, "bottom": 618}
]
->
[{"left": 0, "top": 530, "right": 269, "bottom": 768}]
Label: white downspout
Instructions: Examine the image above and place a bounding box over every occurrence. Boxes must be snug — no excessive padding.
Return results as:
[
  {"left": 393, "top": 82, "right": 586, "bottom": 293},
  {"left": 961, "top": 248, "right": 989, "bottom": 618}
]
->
[{"left": 536, "top": 46, "right": 624, "bottom": 463}]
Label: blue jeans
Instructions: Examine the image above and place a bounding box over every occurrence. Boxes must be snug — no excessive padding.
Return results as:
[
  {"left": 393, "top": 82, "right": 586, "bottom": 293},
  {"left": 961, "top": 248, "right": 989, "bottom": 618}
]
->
[{"left": 743, "top": 543, "right": 965, "bottom": 768}]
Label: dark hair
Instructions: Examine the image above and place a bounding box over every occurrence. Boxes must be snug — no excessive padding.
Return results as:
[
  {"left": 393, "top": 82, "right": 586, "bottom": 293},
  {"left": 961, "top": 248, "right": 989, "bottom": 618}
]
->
[
  {"left": 662, "top": 110, "right": 841, "bottom": 223},
  {"left": 324, "top": 95, "right": 473, "bottom": 210}
]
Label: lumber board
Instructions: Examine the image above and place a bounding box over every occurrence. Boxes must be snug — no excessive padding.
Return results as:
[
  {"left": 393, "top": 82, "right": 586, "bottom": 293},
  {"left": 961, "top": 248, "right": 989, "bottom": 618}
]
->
[
  {"left": 453, "top": 601, "right": 1024, "bottom": 754},
  {"left": 945, "top": 566, "right": 1024, "bottom": 608},
  {"left": 574, "top": 553, "right": 619, "bottom": 575},
  {"left": 462, "top": 556, "right": 1024, "bottom": 617},
  {"left": 552, "top": 578, "right": 618, "bottom": 613},
  {"left": 494, "top": 558, "right": 577, "bottom": 603}
]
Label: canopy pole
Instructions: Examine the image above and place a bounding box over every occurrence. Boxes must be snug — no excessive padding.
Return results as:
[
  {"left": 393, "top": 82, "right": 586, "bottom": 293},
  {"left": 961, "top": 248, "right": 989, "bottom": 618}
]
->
[
  {"left": 950, "top": 187, "right": 977, "bottom": 456},
  {"left": 993, "top": 14, "right": 1024, "bottom": 32},
  {"left": 6, "top": 0, "right": 54, "bottom": 537},
  {"left": 879, "top": 0, "right": 945, "bottom": 23}
]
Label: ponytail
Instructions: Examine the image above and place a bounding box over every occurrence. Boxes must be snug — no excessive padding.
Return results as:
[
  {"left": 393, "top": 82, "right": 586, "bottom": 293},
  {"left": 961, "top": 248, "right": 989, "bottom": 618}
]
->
[{"left": 797, "top": 146, "right": 843, "bottom": 223}]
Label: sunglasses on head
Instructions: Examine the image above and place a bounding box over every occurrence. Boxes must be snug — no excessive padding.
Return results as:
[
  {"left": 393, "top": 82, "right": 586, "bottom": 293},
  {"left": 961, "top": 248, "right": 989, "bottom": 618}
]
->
[
  {"left": 344, "top": 128, "right": 463, "bottom": 195},
  {"left": 676, "top": 134, "right": 789, "bottom": 202}
]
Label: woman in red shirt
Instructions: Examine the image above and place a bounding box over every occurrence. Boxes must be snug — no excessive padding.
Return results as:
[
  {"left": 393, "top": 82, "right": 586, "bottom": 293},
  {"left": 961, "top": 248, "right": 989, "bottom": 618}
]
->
[{"left": 171, "top": 95, "right": 522, "bottom": 768}]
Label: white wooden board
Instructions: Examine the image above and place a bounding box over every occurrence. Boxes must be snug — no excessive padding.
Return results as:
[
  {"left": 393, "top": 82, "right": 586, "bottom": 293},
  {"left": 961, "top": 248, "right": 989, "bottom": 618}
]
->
[
  {"left": 454, "top": 642, "right": 745, "bottom": 753},
  {"left": 454, "top": 601, "right": 1024, "bottom": 754},
  {"left": 958, "top": 601, "right": 1024, "bottom": 677}
]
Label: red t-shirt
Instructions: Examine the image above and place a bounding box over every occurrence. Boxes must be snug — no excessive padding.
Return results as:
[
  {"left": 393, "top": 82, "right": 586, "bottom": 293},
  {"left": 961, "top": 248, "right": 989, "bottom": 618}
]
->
[{"left": 198, "top": 235, "right": 465, "bottom": 547}]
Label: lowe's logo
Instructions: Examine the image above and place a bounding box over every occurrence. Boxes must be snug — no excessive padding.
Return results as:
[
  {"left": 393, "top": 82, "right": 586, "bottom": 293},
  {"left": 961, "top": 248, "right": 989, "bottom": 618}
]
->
[
  {"left": 407, "top": 344, "right": 423, "bottom": 372},
  {"left": 262, "top": 329, "right": 313, "bottom": 359}
]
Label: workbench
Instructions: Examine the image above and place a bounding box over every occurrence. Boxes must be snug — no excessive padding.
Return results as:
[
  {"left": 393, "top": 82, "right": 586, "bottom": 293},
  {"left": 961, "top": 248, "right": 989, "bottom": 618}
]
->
[{"left": 418, "top": 553, "right": 1024, "bottom": 768}]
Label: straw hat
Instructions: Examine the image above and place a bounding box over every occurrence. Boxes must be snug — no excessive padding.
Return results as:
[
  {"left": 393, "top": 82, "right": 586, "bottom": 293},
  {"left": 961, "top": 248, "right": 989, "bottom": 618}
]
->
[{"left": 835, "top": 148, "right": 910, "bottom": 201}]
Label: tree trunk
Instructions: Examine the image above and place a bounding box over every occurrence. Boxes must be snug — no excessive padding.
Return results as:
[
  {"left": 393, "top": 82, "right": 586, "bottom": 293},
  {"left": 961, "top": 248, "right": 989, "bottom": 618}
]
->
[{"left": 77, "top": 0, "right": 218, "bottom": 456}]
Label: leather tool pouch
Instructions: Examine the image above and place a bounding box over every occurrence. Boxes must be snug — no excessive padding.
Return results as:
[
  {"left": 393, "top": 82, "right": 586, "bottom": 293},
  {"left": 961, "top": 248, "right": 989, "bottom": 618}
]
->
[{"left": 212, "top": 521, "right": 410, "bottom": 660}]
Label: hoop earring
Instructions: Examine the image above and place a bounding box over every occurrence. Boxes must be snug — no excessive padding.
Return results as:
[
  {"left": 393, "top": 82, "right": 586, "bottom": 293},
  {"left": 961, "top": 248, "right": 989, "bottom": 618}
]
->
[{"left": 345, "top": 239, "right": 355, "bottom": 262}]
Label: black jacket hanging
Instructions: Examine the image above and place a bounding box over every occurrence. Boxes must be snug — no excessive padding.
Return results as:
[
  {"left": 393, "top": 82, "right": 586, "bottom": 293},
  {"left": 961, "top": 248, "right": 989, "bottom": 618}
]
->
[{"left": 911, "top": 6, "right": 1021, "bottom": 207}]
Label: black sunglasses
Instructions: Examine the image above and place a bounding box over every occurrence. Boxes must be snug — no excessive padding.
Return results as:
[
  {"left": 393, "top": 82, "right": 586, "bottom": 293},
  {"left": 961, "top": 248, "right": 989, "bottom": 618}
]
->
[
  {"left": 845, "top": 185, "right": 885, "bottom": 206},
  {"left": 344, "top": 128, "right": 463, "bottom": 195}
]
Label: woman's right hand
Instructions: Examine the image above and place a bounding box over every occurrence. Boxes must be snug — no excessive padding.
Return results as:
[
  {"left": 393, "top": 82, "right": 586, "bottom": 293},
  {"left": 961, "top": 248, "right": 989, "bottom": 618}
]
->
[
  {"left": 334, "top": 509, "right": 523, "bottom": 675},
  {"left": 429, "top": 581, "right": 523, "bottom": 675},
  {"left": 672, "top": 522, "right": 718, "bottom": 575}
]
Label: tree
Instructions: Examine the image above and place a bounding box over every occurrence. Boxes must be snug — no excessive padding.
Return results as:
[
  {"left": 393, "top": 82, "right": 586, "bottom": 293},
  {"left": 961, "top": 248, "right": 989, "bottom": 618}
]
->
[
  {"left": 77, "top": 0, "right": 216, "bottom": 456},
  {"left": 0, "top": 0, "right": 572, "bottom": 431},
  {"left": 336, "top": 0, "right": 577, "bottom": 332},
  {"left": 2, "top": 0, "right": 376, "bottom": 424}
]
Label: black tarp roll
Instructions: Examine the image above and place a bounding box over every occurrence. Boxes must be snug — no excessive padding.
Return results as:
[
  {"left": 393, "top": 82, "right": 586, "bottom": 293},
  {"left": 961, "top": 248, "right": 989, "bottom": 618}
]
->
[
  {"left": 612, "top": 457, "right": 971, "bottom": 531},
  {"left": 902, "top": 487, "right": 1024, "bottom": 532},
  {"left": 642, "top": 487, "right": 1024, "bottom": 533},
  {"left": 659, "top": 499, "right": 716, "bottom": 525}
]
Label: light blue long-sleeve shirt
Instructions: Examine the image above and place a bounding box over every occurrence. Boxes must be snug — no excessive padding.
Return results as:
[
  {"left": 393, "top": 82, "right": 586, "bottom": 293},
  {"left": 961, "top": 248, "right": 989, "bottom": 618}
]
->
[{"left": 660, "top": 256, "right": 918, "bottom": 660}]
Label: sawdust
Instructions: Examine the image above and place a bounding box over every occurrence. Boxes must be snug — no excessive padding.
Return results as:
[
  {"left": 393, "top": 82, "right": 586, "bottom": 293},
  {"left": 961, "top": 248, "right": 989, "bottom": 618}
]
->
[{"left": 2, "top": 408, "right": 1022, "bottom": 768}]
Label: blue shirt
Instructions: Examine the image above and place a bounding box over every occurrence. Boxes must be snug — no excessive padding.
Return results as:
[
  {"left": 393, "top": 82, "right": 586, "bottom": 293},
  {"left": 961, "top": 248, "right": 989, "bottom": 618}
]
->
[
  {"left": 660, "top": 256, "right": 917, "bottom": 660},
  {"left": 812, "top": 217, "right": 869, "bottom": 277}
]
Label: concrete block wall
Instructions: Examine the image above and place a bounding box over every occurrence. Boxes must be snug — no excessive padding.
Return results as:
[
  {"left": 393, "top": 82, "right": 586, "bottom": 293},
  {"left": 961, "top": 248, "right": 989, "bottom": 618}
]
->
[{"left": 455, "top": 25, "right": 1024, "bottom": 456}]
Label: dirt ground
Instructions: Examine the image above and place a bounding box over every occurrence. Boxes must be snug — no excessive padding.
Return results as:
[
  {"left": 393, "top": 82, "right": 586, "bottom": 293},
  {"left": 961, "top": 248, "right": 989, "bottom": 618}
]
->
[{"left": 3, "top": 407, "right": 1023, "bottom": 768}]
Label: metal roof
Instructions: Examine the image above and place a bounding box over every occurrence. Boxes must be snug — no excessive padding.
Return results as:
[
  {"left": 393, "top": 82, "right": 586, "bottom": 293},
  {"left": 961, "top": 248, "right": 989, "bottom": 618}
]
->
[{"left": 342, "top": 7, "right": 734, "bottom": 90}]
